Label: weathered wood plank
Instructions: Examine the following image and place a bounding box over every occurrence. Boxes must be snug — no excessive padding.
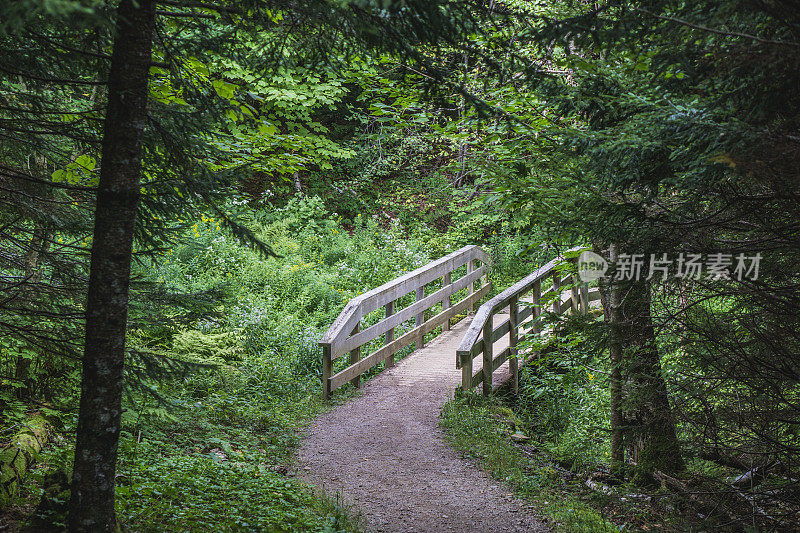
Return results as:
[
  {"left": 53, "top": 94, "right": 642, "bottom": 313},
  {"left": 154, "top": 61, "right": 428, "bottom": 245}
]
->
[
  {"left": 559, "top": 293, "right": 572, "bottom": 314},
  {"left": 319, "top": 300, "right": 362, "bottom": 353},
  {"left": 384, "top": 300, "right": 395, "bottom": 368},
  {"left": 532, "top": 281, "right": 542, "bottom": 335},
  {"left": 514, "top": 285, "right": 543, "bottom": 333},
  {"left": 467, "top": 260, "right": 476, "bottom": 313},
  {"left": 360, "top": 246, "right": 490, "bottom": 316},
  {"left": 320, "top": 245, "right": 491, "bottom": 346},
  {"left": 482, "top": 319, "right": 492, "bottom": 395},
  {"left": 580, "top": 281, "right": 589, "bottom": 314},
  {"left": 331, "top": 265, "right": 485, "bottom": 358},
  {"left": 471, "top": 366, "right": 483, "bottom": 389},
  {"left": 462, "top": 350, "right": 537, "bottom": 391},
  {"left": 488, "top": 258, "right": 560, "bottom": 312},
  {"left": 463, "top": 315, "right": 512, "bottom": 360},
  {"left": 570, "top": 275, "right": 579, "bottom": 313},
  {"left": 442, "top": 271, "right": 451, "bottom": 332},
  {"left": 322, "top": 344, "right": 332, "bottom": 400},
  {"left": 491, "top": 346, "right": 511, "bottom": 373},
  {"left": 509, "top": 295, "right": 519, "bottom": 395},
  {"left": 518, "top": 303, "right": 533, "bottom": 324},
  {"left": 552, "top": 271, "right": 561, "bottom": 314},
  {"left": 461, "top": 351, "right": 472, "bottom": 390},
  {"left": 415, "top": 285, "right": 424, "bottom": 349},
  {"left": 456, "top": 247, "right": 590, "bottom": 370},
  {"left": 349, "top": 323, "right": 361, "bottom": 388},
  {"left": 456, "top": 257, "right": 560, "bottom": 357}
]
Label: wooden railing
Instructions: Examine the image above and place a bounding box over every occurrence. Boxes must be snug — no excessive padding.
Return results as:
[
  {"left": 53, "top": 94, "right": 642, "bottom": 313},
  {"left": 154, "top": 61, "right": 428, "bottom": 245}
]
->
[
  {"left": 319, "top": 245, "right": 492, "bottom": 399},
  {"left": 456, "top": 248, "right": 601, "bottom": 395}
]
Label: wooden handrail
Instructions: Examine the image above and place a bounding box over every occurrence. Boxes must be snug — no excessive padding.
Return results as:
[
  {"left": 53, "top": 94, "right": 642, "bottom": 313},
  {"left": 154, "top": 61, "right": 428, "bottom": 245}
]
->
[
  {"left": 456, "top": 247, "right": 601, "bottom": 395},
  {"left": 319, "top": 245, "right": 492, "bottom": 399}
]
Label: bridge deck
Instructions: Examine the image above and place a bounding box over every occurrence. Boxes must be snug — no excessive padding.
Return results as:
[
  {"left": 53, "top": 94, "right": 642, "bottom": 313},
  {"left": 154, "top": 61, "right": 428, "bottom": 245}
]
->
[
  {"left": 296, "top": 315, "right": 547, "bottom": 532},
  {"left": 392, "top": 313, "right": 514, "bottom": 389}
]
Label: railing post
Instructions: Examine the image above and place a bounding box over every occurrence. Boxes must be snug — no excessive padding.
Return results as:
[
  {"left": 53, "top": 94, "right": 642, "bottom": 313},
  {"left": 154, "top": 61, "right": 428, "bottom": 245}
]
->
[
  {"left": 467, "top": 259, "right": 476, "bottom": 313},
  {"left": 385, "top": 300, "right": 395, "bottom": 368},
  {"left": 532, "top": 280, "right": 542, "bottom": 335},
  {"left": 460, "top": 352, "right": 472, "bottom": 391},
  {"left": 482, "top": 317, "right": 493, "bottom": 395},
  {"left": 580, "top": 282, "right": 589, "bottom": 314},
  {"left": 530, "top": 280, "right": 544, "bottom": 372},
  {"left": 415, "top": 285, "right": 425, "bottom": 349},
  {"left": 552, "top": 272, "right": 561, "bottom": 314},
  {"left": 349, "top": 323, "right": 361, "bottom": 388},
  {"left": 320, "top": 246, "right": 494, "bottom": 399},
  {"left": 509, "top": 295, "right": 519, "bottom": 395},
  {"left": 322, "top": 344, "right": 332, "bottom": 400},
  {"left": 570, "top": 274, "right": 580, "bottom": 314},
  {"left": 442, "top": 271, "right": 451, "bottom": 331}
]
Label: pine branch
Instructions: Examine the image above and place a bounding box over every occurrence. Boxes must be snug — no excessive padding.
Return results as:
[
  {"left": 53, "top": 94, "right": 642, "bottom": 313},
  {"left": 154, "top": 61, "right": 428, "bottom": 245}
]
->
[{"left": 634, "top": 7, "right": 800, "bottom": 48}]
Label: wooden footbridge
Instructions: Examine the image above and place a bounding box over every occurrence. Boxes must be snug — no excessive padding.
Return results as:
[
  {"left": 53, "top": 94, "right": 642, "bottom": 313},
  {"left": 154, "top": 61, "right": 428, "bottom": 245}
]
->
[
  {"left": 309, "top": 245, "right": 600, "bottom": 530},
  {"left": 319, "top": 245, "right": 600, "bottom": 399}
]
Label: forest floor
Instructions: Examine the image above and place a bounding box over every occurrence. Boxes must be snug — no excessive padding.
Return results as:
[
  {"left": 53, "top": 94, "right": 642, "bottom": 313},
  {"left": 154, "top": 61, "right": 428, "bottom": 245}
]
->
[{"left": 296, "top": 317, "right": 549, "bottom": 532}]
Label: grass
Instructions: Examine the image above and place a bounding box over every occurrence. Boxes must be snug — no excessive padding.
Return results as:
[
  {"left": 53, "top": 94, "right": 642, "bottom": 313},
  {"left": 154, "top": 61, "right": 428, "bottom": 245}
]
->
[
  {"left": 17, "top": 388, "right": 363, "bottom": 532},
  {"left": 439, "top": 391, "right": 622, "bottom": 533}
]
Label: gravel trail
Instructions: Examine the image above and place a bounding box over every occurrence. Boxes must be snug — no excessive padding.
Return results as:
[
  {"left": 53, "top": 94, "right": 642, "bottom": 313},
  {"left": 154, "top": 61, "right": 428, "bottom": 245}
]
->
[{"left": 297, "top": 318, "right": 549, "bottom": 533}]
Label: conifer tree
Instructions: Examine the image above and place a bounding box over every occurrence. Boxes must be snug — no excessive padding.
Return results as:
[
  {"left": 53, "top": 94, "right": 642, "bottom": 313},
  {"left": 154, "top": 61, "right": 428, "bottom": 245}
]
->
[{"left": 2, "top": 1, "right": 489, "bottom": 529}]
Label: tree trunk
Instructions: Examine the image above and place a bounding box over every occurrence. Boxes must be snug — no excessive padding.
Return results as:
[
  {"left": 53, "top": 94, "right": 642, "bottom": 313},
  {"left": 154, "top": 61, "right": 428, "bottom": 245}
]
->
[
  {"left": 68, "top": 1, "right": 155, "bottom": 531},
  {"left": 14, "top": 212, "right": 49, "bottom": 400},
  {"left": 15, "top": 155, "right": 51, "bottom": 400},
  {"left": 600, "top": 243, "right": 624, "bottom": 475},
  {"left": 618, "top": 274, "right": 684, "bottom": 483},
  {"left": 598, "top": 244, "right": 683, "bottom": 483}
]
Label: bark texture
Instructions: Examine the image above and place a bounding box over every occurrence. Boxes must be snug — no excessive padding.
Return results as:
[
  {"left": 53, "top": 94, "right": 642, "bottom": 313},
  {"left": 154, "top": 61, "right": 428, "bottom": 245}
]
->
[
  {"left": 600, "top": 243, "right": 624, "bottom": 474},
  {"left": 68, "top": 1, "right": 155, "bottom": 530},
  {"left": 598, "top": 244, "right": 683, "bottom": 484},
  {"left": 618, "top": 277, "right": 684, "bottom": 482}
]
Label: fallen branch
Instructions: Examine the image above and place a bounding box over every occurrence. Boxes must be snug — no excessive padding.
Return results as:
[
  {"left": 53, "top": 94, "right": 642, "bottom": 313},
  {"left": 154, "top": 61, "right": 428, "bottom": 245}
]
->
[
  {"left": 653, "top": 470, "right": 737, "bottom": 527},
  {"left": 731, "top": 464, "right": 773, "bottom": 489},
  {"left": 0, "top": 413, "right": 48, "bottom": 505},
  {"left": 634, "top": 7, "right": 800, "bottom": 48}
]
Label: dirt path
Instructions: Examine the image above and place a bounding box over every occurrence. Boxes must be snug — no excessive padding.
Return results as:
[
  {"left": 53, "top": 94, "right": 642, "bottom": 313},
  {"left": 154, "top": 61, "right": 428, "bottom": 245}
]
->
[{"left": 296, "top": 318, "right": 549, "bottom": 532}]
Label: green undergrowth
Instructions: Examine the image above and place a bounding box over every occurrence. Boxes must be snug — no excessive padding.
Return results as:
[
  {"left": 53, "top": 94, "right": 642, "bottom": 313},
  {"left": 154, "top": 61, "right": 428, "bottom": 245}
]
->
[
  {"left": 438, "top": 311, "right": 773, "bottom": 533},
  {"left": 7, "top": 190, "right": 541, "bottom": 531},
  {"left": 440, "top": 391, "right": 623, "bottom": 533},
  {"left": 11, "top": 196, "right": 439, "bottom": 531},
  {"left": 21, "top": 411, "right": 364, "bottom": 532}
]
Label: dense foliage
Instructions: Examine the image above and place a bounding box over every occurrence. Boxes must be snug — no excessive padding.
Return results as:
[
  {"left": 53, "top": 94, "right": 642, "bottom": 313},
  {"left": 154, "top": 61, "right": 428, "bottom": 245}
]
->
[{"left": 2, "top": 0, "right": 799, "bottom": 531}]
